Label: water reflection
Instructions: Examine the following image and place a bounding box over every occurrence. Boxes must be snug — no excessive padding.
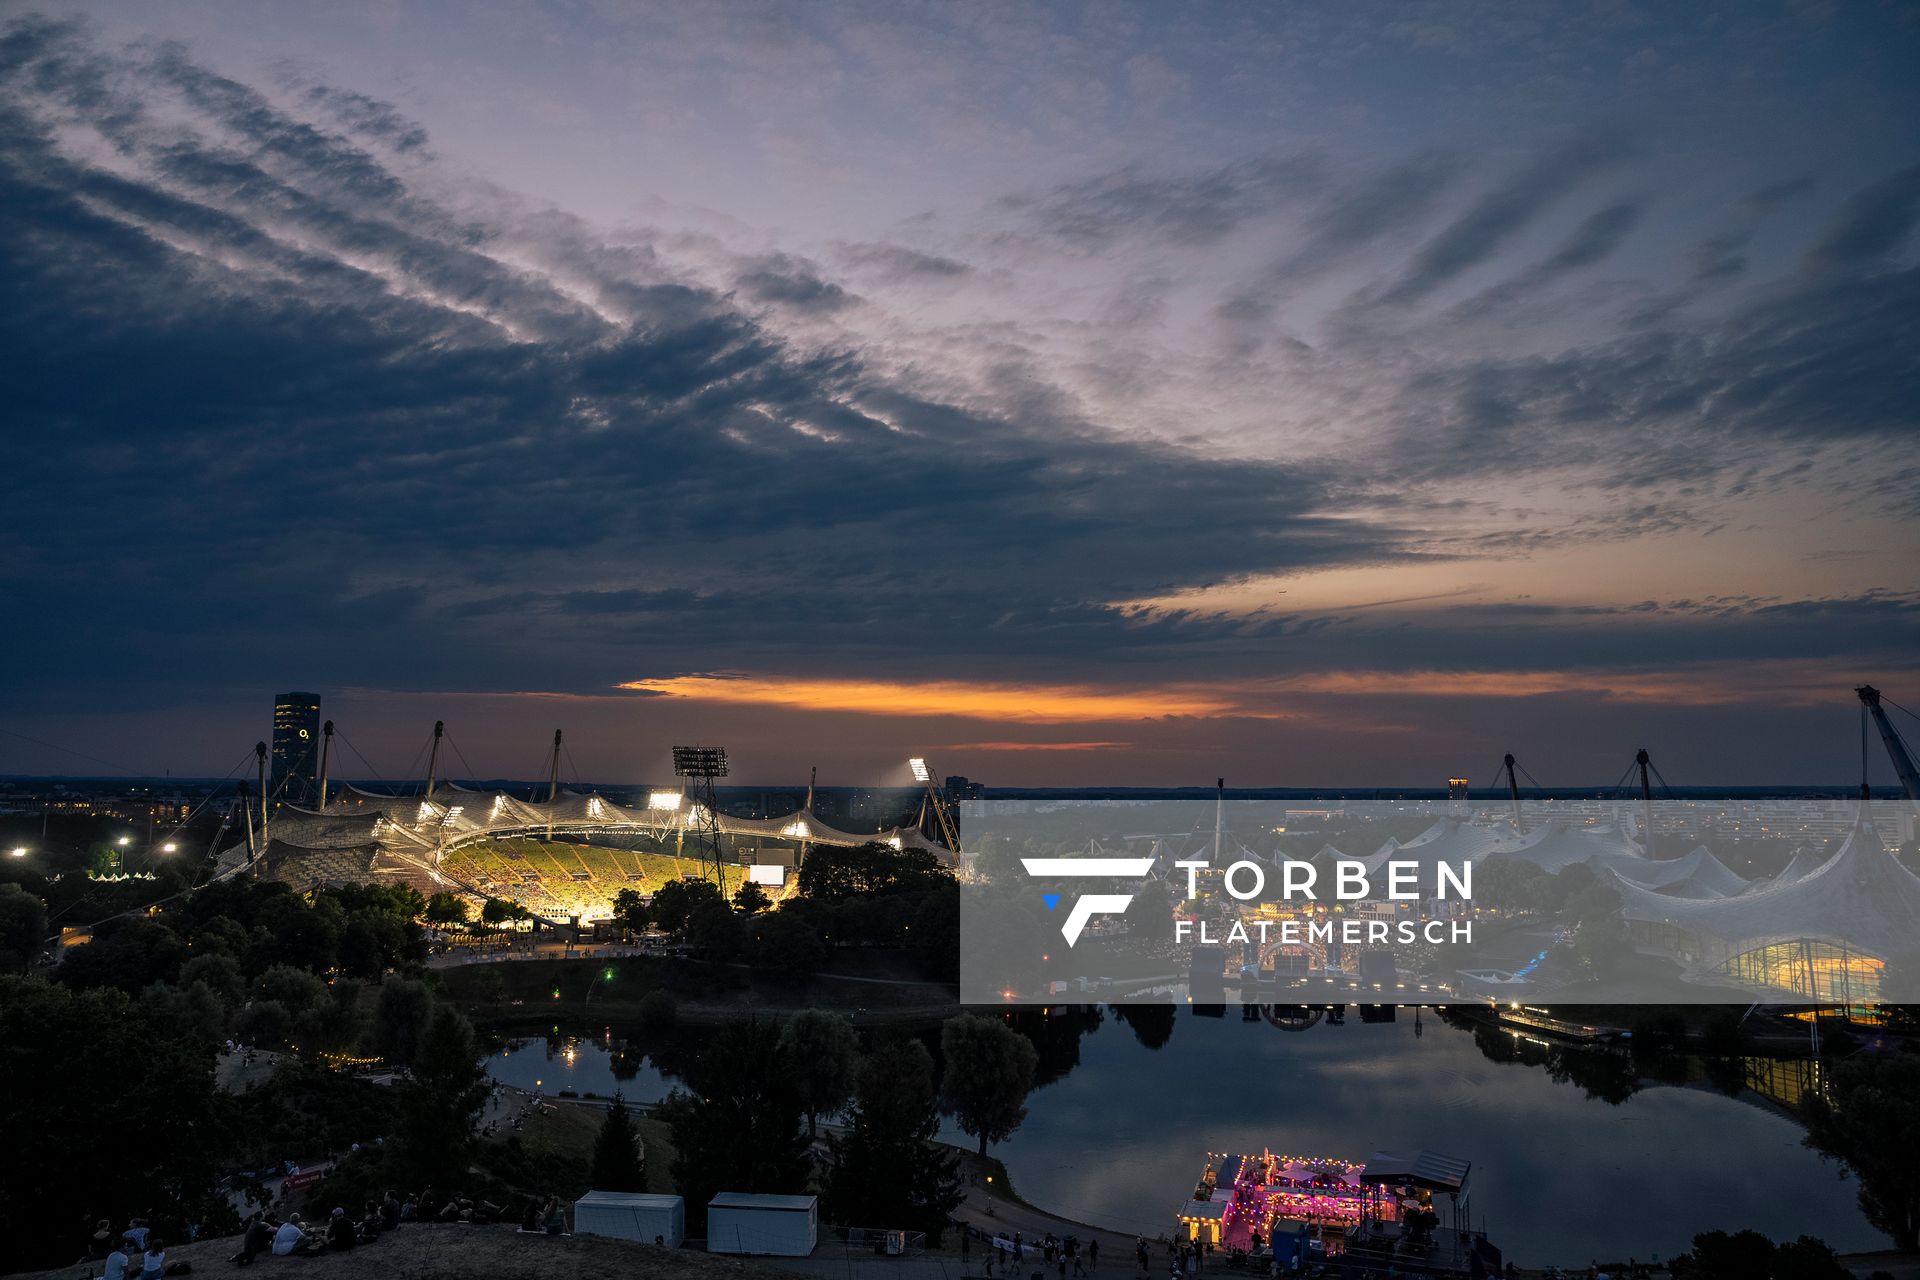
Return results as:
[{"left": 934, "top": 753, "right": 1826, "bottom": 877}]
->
[{"left": 481, "top": 1008, "right": 1877, "bottom": 1267}]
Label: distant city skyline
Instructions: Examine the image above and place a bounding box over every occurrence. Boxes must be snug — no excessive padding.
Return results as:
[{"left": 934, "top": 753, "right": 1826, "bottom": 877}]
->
[{"left": 1, "top": 5, "right": 1916, "bottom": 786}]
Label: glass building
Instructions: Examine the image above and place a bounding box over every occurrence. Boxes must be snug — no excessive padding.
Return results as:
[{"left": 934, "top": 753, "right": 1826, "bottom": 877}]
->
[{"left": 270, "top": 691, "right": 322, "bottom": 806}]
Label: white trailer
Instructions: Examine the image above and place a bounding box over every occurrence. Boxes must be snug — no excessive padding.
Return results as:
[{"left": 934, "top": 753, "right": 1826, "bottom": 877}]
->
[
  {"left": 573, "top": 1191, "right": 684, "bottom": 1247},
  {"left": 705, "top": 1192, "right": 818, "bottom": 1256}
]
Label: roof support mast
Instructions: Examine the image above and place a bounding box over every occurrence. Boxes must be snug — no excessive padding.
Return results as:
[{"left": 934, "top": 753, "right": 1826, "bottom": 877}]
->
[
  {"left": 1635, "top": 748, "right": 1654, "bottom": 854},
  {"left": 546, "top": 729, "right": 562, "bottom": 841},
  {"left": 317, "top": 720, "right": 334, "bottom": 808},
  {"left": 255, "top": 741, "right": 270, "bottom": 853},
  {"left": 908, "top": 757, "right": 962, "bottom": 854},
  {"left": 1857, "top": 686, "right": 1920, "bottom": 802},
  {"left": 424, "top": 720, "right": 444, "bottom": 797},
  {"left": 1502, "top": 753, "right": 1524, "bottom": 832}
]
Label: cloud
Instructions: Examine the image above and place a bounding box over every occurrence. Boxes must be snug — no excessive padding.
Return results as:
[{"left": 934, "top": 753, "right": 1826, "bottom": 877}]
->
[
  {"left": 834, "top": 241, "right": 972, "bottom": 281},
  {"left": 1808, "top": 163, "right": 1920, "bottom": 268},
  {"left": 735, "top": 251, "right": 860, "bottom": 312},
  {"left": 1376, "top": 135, "right": 1628, "bottom": 307},
  {"left": 996, "top": 152, "right": 1326, "bottom": 249}
]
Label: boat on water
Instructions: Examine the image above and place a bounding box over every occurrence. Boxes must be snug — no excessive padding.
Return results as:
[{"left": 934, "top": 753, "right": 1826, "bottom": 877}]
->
[{"left": 1174, "top": 1148, "right": 1501, "bottom": 1277}]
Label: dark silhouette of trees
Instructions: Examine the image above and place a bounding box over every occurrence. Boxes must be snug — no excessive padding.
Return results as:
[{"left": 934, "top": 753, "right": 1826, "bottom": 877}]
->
[
  {"left": 939, "top": 1012, "right": 1037, "bottom": 1157},
  {"left": 824, "top": 1038, "right": 964, "bottom": 1243},
  {"left": 590, "top": 1093, "right": 646, "bottom": 1192}
]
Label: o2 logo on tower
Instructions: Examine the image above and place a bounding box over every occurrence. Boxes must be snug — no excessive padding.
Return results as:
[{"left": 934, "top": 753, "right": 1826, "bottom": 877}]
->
[{"left": 1020, "top": 857, "right": 1156, "bottom": 946}]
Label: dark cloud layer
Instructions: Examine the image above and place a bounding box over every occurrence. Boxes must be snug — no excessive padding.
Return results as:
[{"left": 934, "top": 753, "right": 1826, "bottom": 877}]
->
[{"left": 0, "top": 15, "right": 1915, "bottom": 783}]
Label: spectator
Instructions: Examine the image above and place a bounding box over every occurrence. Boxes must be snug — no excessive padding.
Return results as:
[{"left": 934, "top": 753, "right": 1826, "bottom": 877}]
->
[
  {"left": 543, "top": 1194, "right": 566, "bottom": 1235},
  {"left": 399, "top": 1194, "right": 419, "bottom": 1223},
  {"left": 326, "top": 1206, "right": 357, "bottom": 1251},
  {"left": 122, "top": 1218, "right": 151, "bottom": 1251},
  {"left": 138, "top": 1239, "right": 166, "bottom": 1280},
  {"left": 232, "top": 1214, "right": 278, "bottom": 1265},
  {"left": 84, "top": 1217, "right": 115, "bottom": 1261},
  {"left": 103, "top": 1242, "right": 131, "bottom": 1280},
  {"left": 521, "top": 1198, "right": 542, "bottom": 1233},
  {"left": 273, "top": 1214, "right": 314, "bottom": 1256},
  {"left": 380, "top": 1190, "right": 402, "bottom": 1232}
]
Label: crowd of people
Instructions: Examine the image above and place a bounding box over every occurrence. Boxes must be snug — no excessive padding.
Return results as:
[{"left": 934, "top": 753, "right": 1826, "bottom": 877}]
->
[{"left": 82, "top": 1218, "right": 172, "bottom": 1280}]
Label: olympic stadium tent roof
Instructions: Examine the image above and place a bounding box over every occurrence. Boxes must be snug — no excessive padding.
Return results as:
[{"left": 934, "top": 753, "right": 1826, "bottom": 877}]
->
[
  {"left": 1613, "top": 812, "right": 1920, "bottom": 959},
  {"left": 1763, "top": 845, "right": 1835, "bottom": 890},
  {"left": 1490, "top": 820, "right": 1645, "bottom": 874},
  {"left": 1611, "top": 846, "right": 1751, "bottom": 900}
]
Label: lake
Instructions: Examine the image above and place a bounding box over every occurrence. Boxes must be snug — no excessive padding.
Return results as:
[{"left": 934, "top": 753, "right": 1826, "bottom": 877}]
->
[{"left": 482, "top": 1007, "right": 1883, "bottom": 1266}]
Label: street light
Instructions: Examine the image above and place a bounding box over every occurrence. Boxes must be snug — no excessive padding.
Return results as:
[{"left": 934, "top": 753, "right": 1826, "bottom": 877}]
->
[{"left": 116, "top": 836, "right": 131, "bottom": 847}]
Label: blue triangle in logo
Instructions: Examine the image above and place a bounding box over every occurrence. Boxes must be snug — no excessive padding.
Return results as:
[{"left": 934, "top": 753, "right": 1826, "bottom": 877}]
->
[{"left": 1042, "top": 893, "right": 1061, "bottom": 912}]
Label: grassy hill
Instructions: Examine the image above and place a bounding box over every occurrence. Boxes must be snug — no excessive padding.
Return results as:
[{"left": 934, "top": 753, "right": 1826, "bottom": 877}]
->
[{"left": 18, "top": 1222, "right": 811, "bottom": 1280}]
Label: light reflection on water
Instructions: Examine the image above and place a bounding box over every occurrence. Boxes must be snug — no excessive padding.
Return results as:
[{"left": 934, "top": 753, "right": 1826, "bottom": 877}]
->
[{"left": 481, "top": 1012, "right": 1882, "bottom": 1267}]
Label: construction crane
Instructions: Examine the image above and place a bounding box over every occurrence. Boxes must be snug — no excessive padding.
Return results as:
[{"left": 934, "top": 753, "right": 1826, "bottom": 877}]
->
[
  {"left": 908, "top": 756, "right": 962, "bottom": 853},
  {"left": 1857, "top": 686, "right": 1920, "bottom": 801}
]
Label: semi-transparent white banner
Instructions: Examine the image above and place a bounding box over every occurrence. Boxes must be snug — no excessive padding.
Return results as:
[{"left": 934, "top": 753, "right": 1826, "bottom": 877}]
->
[{"left": 957, "top": 798, "right": 1919, "bottom": 1006}]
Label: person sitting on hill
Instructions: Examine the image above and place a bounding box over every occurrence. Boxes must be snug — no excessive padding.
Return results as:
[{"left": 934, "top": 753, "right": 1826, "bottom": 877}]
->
[
  {"left": 122, "top": 1218, "right": 151, "bottom": 1251},
  {"left": 357, "top": 1200, "right": 385, "bottom": 1242},
  {"left": 542, "top": 1194, "right": 566, "bottom": 1236},
  {"left": 138, "top": 1239, "right": 166, "bottom": 1280},
  {"left": 399, "top": 1193, "right": 419, "bottom": 1223},
  {"left": 86, "top": 1217, "right": 115, "bottom": 1261},
  {"left": 231, "top": 1213, "right": 279, "bottom": 1264},
  {"left": 325, "top": 1207, "right": 357, "bottom": 1251},
  {"left": 103, "top": 1242, "right": 131, "bottom": 1280},
  {"left": 520, "top": 1198, "right": 543, "bottom": 1233},
  {"left": 272, "top": 1214, "right": 314, "bottom": 1256},
  {"left": 380, "top": 1191, "right": 402, "bottom": 1232}
]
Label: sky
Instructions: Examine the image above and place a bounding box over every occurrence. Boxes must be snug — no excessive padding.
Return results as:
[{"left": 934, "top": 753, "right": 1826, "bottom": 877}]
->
[{"left": 1, "top": 2, "right": 1917, "bottom": 788}]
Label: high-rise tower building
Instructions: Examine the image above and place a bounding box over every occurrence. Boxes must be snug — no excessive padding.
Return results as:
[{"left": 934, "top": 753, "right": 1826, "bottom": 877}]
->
[{"left": 270, "top": 691, "right": 322, "bottom": 806}]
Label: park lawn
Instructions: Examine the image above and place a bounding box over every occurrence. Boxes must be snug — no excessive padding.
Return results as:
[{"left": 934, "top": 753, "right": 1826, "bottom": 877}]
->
[{"left": 489, "top": 1101, "right": 680, "bottom": 1196}]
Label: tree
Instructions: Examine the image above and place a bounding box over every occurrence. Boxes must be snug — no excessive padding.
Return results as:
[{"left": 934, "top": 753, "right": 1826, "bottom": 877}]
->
[
  {"left": 1802, "top": 1052, "right": 1920, "bottom": 1250},
  {"left": 798, "top": 841, "right": 950, "bottom": 901},
  {"left": 256, "top": 964, "right": 329, "bottom": 1016},
  {"left": 750, "top": 912, "right": 827, "bottom": 976},
  {"left": 0, "top": 976, "right": 237, "bottom": 1270},
  {"left": 733, "top": 880, "right": 772, "bottom": 915},
  {"left": 658, "top": 1020, "right": 809, "bottom": 1234},
  {"left": 610, "top": 888, "right": 650, "bottom": 934},
  {"left": 480, "top": 897, "right": 533, "bottom": 939},
  {"left": 0, "top": 883, "right": 48, "bottom": 970},
  {"left": 780, "top": 1009, "right": 860, "bottom": 1136},
  {"left": 1679, "top": 1229, "right": 1776, "bottom": 1280},
  {"left": 939, "top": 1012, "right": 1037, "bottom": 1156},
  {"left": 589, "top": 1093, "right": 646, "bottom": 1192},
  {"left": 371, "top": 978, "right": 437, "bottom": 1067},
  {"left": 393, "top": 1004, "right": 490, "bottom": 1184},
  {"left": 686, "top": 900, "right": 745, "bottom": 960},
  {"left": 424, "top": 891, "right": 471, "bottom": 927},
  {"left": 823, "top": 1038, "right": 964, "bottom": 1244},
  {"left": 649, "top": 878, "right": 725, "bottom": 936}
]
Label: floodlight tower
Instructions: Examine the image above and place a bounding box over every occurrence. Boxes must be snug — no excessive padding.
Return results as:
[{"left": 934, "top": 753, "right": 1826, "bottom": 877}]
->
[
  {"left": 673, "top": 745, "right": 731, "bottom": 891},
  {"left": 909, "top": 756, "right": 962, "bottom": 853}
]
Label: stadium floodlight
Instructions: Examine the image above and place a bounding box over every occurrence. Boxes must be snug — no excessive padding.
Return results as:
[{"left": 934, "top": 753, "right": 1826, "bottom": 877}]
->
[
  {"left": 161, "top": 842, "right": 178, "bottom": 853},
  {"left": 672, "top": 746, "right": 729, "bottom": 779},
  {"left": 647, "top": 790, "right": 683, "bottom": 811},
  {"left": 908, "top": 757, "right": 931, "bottom": 783},
  {"left": 7, "top": 847, "right": 25, "bottom": 858}
]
